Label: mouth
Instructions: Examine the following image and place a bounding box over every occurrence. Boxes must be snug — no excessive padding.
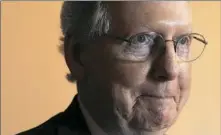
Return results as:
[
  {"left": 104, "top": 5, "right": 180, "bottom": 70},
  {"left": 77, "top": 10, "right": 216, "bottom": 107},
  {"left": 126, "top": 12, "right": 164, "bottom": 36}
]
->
[{"left": 138, "top": 94, "right": 174, "bottom": 99}]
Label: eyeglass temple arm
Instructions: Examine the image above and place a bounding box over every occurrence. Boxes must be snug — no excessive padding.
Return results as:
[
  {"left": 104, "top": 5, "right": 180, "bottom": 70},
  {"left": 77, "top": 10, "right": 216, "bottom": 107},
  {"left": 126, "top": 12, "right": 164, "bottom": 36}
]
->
[
  {"left": 105, "top": 34, "right": 130, "bottom": 43},
  {"left": 193, "top": 36, "right": 208, "bottom": 45}
]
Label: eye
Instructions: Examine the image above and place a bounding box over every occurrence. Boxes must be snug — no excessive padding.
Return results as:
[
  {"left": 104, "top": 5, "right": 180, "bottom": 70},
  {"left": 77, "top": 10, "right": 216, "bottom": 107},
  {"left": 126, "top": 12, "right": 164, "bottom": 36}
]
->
[
  {"left": 178, "top": 35, "right": 192, "bottom": 46},
  {"left": 130, "top": 33, "right": 154, "bottom": 46}
]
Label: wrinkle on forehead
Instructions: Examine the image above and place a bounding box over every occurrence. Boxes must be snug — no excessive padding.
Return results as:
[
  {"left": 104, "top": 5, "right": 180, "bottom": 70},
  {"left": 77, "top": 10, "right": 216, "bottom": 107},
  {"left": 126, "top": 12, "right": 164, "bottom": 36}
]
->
[
  {"left": 157, "top": 20, "right": 190, "bottom": 27},
  {"left": 141, "top": 2, "right": 192, "bottom": 36},
  {"left": 108, "top": 1, "right": 192, "bottom": 36},
  {"left": 142, "top": 2, "right": 191, "bottom": 21}
]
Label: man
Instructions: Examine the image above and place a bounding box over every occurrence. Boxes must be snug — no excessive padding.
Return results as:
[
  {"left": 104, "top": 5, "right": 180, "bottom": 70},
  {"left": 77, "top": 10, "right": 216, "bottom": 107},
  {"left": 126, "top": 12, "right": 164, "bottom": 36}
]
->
[{"left": 18, "top": 1, "right": 208, "bottom": 135}]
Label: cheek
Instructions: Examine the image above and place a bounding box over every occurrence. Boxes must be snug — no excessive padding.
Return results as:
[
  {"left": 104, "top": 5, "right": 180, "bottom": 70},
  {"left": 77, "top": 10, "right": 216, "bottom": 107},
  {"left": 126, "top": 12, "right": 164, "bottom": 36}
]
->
[
  {"left": 177, "top": 63, "right": 191, "bottom": 110},
  {"left": 111, "top": 62, "right": 151, "bottom": 88},
  {"left": 179, "top": 63, "right": 191, "bottom": 90},
  {"left": 83, "top": 45, "right": 114, "bottom": 82},
  {"left": 112, "top": 85, "right": 136, "bottom": 118}
]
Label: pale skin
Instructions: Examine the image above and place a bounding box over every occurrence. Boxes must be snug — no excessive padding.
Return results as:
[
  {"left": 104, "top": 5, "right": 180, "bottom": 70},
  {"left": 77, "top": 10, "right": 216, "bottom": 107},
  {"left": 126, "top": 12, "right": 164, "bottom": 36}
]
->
[{"left": 65, "top": 2, "right": 192, "bottom": 135}]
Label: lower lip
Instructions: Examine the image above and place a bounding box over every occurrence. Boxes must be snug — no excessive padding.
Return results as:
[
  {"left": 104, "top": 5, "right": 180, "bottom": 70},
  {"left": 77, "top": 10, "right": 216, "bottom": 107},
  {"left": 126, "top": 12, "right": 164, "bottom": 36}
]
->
[{"left": 138, "top": 96, "right": 176, "bottom": 106}]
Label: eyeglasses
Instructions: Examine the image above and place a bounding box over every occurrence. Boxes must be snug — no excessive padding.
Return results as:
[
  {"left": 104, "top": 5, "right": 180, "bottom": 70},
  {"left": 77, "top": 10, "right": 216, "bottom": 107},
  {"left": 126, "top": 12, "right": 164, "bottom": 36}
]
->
[{"left": 105, "top": 32, "right": 208, "bottom": 62}]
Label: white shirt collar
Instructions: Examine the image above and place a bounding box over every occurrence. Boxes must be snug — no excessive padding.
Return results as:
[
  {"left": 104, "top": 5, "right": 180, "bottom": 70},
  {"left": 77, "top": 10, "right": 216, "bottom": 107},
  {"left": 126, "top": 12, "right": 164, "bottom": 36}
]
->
[{"left": 78, "top": 96, "right": 108, "bottom": 135}]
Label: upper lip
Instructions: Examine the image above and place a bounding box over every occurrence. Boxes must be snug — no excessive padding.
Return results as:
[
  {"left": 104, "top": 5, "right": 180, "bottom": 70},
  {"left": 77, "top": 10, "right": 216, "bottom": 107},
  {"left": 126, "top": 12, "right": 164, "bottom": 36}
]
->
[{"left": 139, "top": 94, "right": 173, "bottom": 99}]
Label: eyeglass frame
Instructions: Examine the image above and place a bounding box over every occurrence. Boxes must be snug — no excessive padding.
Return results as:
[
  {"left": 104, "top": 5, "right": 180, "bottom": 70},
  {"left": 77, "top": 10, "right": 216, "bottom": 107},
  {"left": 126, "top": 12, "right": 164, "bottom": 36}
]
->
[{"left": 104, "top": 32, "right": 208, "bottom": 62}]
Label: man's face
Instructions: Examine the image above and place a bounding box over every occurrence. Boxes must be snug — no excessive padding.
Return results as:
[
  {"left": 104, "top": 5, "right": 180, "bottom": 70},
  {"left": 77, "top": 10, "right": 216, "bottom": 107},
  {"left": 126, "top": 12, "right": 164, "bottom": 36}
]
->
[{"left": 76, "top": 1, "right": 192, "bottom": 134}]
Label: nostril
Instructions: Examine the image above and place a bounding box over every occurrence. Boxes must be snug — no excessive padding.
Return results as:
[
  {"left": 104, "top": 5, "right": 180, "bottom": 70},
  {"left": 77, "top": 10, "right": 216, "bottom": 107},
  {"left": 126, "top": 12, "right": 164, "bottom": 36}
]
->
[
  {"left": 158, "top": 75, "right": 167, "bottom": 79},
  {"left": 156, "top": 75, "right": 168, "bottom": 81},
  {"left": 153, "top": 71, "right": 177, "bottom": 81}
]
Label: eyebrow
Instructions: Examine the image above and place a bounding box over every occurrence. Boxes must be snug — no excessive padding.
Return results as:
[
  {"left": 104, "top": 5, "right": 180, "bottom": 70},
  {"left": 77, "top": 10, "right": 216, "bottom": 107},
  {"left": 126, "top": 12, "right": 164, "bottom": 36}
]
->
[
  {"left": 139, "top": 24, "right": 158, "bottom": 33},
  {"left": 141, "top": 22, "right": 192, "bottom": 36}
]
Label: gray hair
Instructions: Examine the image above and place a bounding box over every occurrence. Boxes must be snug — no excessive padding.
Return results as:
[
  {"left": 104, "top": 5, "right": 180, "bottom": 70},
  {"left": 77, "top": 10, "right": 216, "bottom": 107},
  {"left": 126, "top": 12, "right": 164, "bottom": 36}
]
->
[
  {"left": 60, "top": 2, "right": 111, "bottom": 82},
  {"left": 60, "top": 1, "right": 111, "bottom": 43}
]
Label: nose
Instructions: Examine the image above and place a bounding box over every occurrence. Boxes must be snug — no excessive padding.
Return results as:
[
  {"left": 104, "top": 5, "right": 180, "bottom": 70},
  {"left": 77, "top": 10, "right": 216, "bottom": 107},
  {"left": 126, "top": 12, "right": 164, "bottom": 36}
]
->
[{"left": 151, "top": 40, "right": 178, "bottom": 81}]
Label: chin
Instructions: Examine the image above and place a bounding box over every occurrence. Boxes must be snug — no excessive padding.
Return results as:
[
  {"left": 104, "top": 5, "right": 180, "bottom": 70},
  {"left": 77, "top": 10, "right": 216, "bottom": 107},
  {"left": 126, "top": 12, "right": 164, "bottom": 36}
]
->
[{"left": 126, "top": 96, "right": 178, "bottom": 132}]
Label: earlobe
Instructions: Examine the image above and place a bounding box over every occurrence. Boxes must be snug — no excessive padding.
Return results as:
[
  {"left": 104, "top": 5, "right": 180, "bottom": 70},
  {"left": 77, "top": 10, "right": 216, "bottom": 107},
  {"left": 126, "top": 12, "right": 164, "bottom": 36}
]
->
[{"left": 64, "top": 37, "right": 84, "bottom": 81}]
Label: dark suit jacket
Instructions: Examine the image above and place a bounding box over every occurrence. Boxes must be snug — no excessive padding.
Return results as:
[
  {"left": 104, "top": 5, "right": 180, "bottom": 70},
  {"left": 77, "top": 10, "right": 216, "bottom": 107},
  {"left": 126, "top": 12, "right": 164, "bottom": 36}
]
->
[{"left": 17, "top": 95, "right": 91, "bottom": 135}]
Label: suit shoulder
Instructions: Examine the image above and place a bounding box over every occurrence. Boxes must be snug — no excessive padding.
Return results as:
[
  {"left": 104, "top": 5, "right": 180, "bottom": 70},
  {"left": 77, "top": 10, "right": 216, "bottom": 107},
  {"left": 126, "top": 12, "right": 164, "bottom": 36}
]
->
[
  {"left": 16, "top": 113, "right": 63, "bottom": 135},
  {"left": 16, "top": 96, "right": 89, "bottom": 135}
]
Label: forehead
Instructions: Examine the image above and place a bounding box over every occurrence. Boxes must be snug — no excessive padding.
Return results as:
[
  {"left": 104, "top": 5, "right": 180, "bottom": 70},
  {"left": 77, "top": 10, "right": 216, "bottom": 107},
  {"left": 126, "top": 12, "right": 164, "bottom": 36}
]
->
[{"left": 108, "top": 1, "right": 192, "bottom": 35}]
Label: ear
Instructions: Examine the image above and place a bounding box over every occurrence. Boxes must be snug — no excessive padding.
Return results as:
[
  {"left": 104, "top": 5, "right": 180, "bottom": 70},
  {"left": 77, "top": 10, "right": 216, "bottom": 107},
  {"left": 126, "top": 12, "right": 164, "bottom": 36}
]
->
[{"left": 64, "top": 36, "right": 84, "bottom": 81}]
